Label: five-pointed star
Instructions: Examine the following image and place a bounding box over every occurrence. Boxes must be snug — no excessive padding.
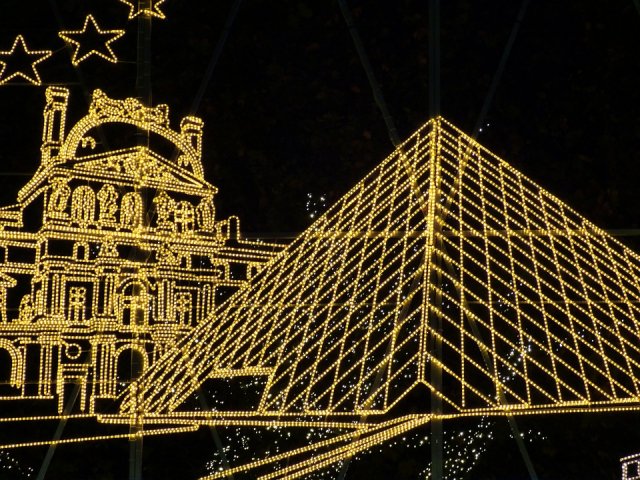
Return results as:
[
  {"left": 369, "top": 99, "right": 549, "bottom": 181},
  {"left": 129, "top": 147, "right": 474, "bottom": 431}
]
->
[
  {"left": 59, "top": 15, "right": 125, "bottom": 66},
  {"left": 119, "top": 0, "right": 167, "bottom": 20},
  {"left": 0, "top": 35, "right": 52, "bottom": 85}
]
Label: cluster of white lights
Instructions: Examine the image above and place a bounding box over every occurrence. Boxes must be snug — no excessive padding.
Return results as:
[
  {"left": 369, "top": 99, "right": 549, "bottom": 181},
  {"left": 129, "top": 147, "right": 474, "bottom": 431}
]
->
[
  {"left": 305, "top": 192, "right": 328, "bottom": 220},
  {"left": 0, "top": 450, "right": 33, "bottom": 479}
]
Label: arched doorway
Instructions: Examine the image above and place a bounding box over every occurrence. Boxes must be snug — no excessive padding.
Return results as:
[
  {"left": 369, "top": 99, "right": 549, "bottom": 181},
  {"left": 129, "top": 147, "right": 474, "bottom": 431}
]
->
[
  {"left": 115, "top": 346, "right": 147, "bottom": 395},
  {"left": 0, "top": 342, "right": 22, "bottom": 395},
  {"left": 0, "top": 348, "right": 12, "bottom": 384}
]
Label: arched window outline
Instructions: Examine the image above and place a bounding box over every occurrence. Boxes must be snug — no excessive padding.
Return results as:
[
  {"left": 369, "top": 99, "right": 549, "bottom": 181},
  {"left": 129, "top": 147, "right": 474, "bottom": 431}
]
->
[
  {"left": 120, "top": 192, "right": 143, "bottom": 228},
  {"left": 196, "top": 196, "right": 215, "bottom": 231},
  {"left": 71, "top": 185, "right": 96, "bottom": 225},
  {"left": 97, "top": 184, "right": 119, "bottom": 224},
  {"left": 48, "top": 179, "right": 71, "bottom": 216},
  {"left": 0, "top": 340, "right": 23, "bottom": 388},
  {"left": 114, "top": 345, "right": 148, "bottom": 394}
]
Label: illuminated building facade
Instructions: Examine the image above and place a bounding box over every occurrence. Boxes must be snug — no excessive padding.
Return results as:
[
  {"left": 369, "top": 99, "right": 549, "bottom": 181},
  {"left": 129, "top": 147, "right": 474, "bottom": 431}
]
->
[
  {"left": 2, "top": 95, "right": 640, "bottom": 477},
  {"left": 0, "top": 87, "right": 281, "bottom": 413}
]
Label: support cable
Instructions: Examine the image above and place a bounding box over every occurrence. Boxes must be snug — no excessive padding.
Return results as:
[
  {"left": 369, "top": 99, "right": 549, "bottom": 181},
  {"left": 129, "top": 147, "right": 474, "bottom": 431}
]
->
[
  {"left": 337, "top": 0, "right": 401, "bottom": 147},
  {"left": 337, "top": 1, "right": 540, "bottom": 479},
  {"left": 473, "top": 0, "right": 531, "bottom": 138},
  {"left": 35, "top": 383, "right": 81, "bottom": 480},
  {"left": 458, "top": 0, "right": 539, "bottom": 477},
  {"left": 335, "top": 3, "right": 427, "bottom": 479},
  {"left": 47, "top": 0, "right": 110, "bottom": 148},
  {"left": 35, "top": 4, "right": 114, "bottom": 479},
  {"left": 333, "top": 5, "right": 403, "bottom": 477},
  {"left": 129, "top": 2, "right": 154, "bottom": 479},
  {"left": 186, "top": 2, "right": 243, "bottom": 477},
  {"left": 190, "top": 0, "right": 243, "bottom": 114},
  {"left": 428, "top": 3, "right": 443, "bottom": 478},
  {"left": 429, "top": 0, "right": 441, "bottom": 118}
]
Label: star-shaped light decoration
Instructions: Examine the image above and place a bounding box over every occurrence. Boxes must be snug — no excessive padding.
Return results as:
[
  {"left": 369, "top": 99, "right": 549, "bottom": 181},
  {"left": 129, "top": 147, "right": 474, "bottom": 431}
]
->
[
  {"left": 0, "top": 35, "right": 52, "bottom": 85},
  {"left": 119, "top": 0, "right": 166, "bottom": 20},
  {"left": 58, "top": 15, "right": 125, "bottom": 66}
]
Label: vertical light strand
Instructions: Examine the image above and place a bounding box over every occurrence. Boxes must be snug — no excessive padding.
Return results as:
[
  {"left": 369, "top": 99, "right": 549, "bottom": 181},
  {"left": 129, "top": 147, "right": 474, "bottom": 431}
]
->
[
  {"left": 477, "top": 146, "right": 501, "bottom": 403},
  {"left": 457, "top": 136, "right": 467, "bottom": 408},
  {"left": 428, "top": 118, "right": 444, "bottom": 480},
  {"left": 360, "top": 147, "right": 413, "bottom": 410},
  {"left": 517, "top": 174, "right": 562, "bottom": 402},
  {"left": 602, "top": 237, "right": 640, "bottom": 396},
  {"left": 538, "top": 194, "right": 591, "bottom": 401},
  {"left": 428, "top": 0, "right": 440, "bottom": 118},
  {"left": 129, "top": 1, "right": 154, "bottom": 477},
  {"left": 498, "top": 163, "right": 531, "bottom": 405},
  {"left": 581, "top": 225, "right": 636, "bottom": 396}
]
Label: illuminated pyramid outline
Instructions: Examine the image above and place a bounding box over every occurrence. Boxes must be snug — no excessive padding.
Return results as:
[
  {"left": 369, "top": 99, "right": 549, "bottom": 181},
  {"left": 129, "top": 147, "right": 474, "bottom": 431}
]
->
[{"left": 126, "top": 117, "right": 640, "bottom": 422}]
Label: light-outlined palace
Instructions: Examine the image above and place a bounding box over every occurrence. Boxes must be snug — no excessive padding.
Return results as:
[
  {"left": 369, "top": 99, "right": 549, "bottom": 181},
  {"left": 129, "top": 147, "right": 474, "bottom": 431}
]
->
[
  {"left": 0, "top": 87, "right": 281, "bottom": 413},
  {"left": 4, "top": 89, "right": 640, "bottom": 478}
]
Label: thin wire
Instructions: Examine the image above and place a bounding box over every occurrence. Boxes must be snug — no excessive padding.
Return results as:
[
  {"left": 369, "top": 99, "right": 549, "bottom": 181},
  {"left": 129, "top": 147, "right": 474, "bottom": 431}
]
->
[
  {"left": 336, "top": 1, "right": 538, "bottom": 478},
  {"left": 129, "top": 2, "right": 154, "bottom": 478},
  {"left": 337, "top": 0, "right": 400, "bottom": 148},
  {"left": 34, "top": 3, "right": 112, "bottom": 479},
  {"left": 47, "top": 0, "right": 111, "bottom": 148},
  {"left": 35, "top": 382, "right": 80, "bottom": 480},
  {"left": 473, "top": 0, "right": 531, "bottom": 138},
  {"left": 187, "top": 3, "right": 243, "bottom": 477},
  {"left": 334, "top": 4, "right": 435, "bottom": 479},
  {"left": 190, "top": 0, "right": 243, "bottom": 114},
  {"left": 429, "top": 0, "right": 441, "bottom": 118},
  {"left": 463, "top": 1, "right": 539, "bottom": 477},
  {"left": 428, "top": 5, "right": 443, "bottom": 478},
  {"left": 333, "top": 5, "right": 404, "bottom": 477}
]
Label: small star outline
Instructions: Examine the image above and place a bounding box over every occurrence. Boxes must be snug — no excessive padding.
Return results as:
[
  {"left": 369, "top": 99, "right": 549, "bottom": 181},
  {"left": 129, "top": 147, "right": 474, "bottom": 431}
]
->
[
  {"left": 119, "top": 0, "right": 167, "bottom": 20},
  {"left": 0, "top": 35, "right": 52, "bottom": 85},
  {"left": 59, "top": 15, "right": 125, "bottom": 66}
]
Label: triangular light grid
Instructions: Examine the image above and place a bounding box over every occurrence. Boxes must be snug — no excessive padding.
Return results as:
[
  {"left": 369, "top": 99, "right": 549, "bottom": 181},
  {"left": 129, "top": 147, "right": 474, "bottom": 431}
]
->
[{"left": 127, "top": 117, "right": 640, "bottom": 419}]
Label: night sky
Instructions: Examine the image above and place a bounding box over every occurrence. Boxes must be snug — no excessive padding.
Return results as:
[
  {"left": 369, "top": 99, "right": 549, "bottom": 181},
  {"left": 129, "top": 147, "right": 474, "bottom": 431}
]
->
[{"left": 1, "top": 0, "right": 640, "bottom": 478}]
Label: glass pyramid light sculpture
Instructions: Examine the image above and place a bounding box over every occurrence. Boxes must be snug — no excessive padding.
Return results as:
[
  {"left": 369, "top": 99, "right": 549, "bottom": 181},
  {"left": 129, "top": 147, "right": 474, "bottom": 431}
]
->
[{"left": 121, "top": 117, "right": 640, "bottom": 477}]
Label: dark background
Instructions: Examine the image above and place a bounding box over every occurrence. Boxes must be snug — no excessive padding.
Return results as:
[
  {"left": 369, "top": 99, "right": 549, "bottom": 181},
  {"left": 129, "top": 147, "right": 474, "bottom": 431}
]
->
[{"left": 1, "top": 0, "right": 640, "bottom": 478}]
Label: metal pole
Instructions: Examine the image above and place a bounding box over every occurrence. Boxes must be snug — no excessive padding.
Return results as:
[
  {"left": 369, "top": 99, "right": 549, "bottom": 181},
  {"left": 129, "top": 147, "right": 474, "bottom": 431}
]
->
[
  {"left": 129, "top": 1, "right": 153, "bottom": 479},
  {"left": 36, "top": 382, "right": 81, "bottom": 480},
  {"left": 427, "top": 122, "right": 443, "bottom": 480},
  {"left": 429, "top": 0, "right": 440, "bottom": 119},
  {"left": 428, "top": 2, "right": 443, "bottom": 478}
]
